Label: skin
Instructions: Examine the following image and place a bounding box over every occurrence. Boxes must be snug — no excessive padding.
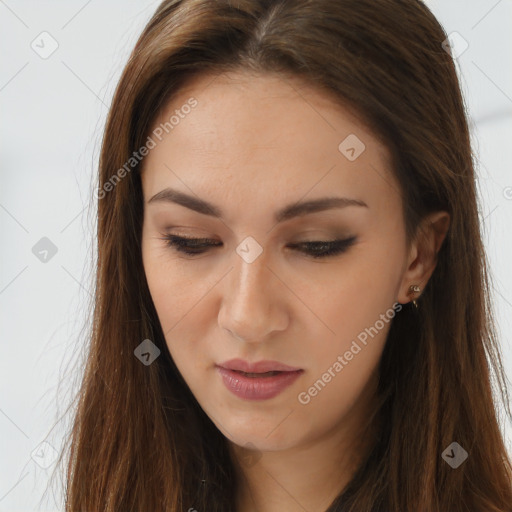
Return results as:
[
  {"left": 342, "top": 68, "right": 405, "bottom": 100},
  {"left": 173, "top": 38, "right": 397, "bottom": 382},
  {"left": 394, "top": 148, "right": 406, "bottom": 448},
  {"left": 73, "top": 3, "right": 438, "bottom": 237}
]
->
[{"left": 140, "top": 70, "right": 450, "bottom": 512}]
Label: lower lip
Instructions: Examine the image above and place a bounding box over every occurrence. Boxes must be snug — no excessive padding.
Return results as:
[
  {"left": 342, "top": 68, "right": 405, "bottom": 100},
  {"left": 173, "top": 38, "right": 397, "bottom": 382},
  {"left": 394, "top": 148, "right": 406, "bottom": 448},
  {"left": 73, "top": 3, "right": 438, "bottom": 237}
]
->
[{"left": 216, "top": 366, "right": 304, "bottom": 400}]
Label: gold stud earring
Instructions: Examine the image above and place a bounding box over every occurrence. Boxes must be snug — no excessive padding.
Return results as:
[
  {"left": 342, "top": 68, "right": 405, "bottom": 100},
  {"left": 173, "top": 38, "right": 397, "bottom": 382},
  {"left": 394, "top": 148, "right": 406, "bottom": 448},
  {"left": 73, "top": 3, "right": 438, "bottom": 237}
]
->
[{"left": 408, "top": 284, "right": 421, "bottom": 309}]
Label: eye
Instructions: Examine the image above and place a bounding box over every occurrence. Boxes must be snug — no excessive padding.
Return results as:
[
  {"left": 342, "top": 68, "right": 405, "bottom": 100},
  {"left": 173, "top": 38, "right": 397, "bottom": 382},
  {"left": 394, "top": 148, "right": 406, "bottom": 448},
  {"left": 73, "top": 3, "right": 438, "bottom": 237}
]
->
[
  {"left": 159, "top": 234, "right": 357, "bottom": 258},
  {"left": 159, "top": 235, "right": 222, "bottom": 255},
  {"left": 287, "top": 236, "right": 357, "bottom": 258}
]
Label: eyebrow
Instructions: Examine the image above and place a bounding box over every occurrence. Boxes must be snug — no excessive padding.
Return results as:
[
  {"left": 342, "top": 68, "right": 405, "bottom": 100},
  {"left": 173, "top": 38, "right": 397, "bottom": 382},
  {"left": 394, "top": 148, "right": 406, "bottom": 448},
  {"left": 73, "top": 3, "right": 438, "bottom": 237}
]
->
[{"left": 147, "top": 187, "right": 368, "bottom": 223}]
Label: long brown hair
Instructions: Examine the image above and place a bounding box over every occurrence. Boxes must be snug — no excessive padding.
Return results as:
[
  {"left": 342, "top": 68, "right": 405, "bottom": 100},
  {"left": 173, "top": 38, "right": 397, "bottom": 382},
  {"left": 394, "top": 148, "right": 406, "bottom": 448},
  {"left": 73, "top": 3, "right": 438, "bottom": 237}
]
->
[{"left": 56, "top": 0, "right": 512, "bottom": 510}]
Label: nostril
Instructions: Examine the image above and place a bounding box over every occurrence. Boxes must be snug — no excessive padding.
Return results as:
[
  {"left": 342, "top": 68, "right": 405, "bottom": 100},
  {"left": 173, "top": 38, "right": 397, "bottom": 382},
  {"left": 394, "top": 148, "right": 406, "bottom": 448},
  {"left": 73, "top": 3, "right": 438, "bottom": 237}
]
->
[{"left": 227, "top": 329, "right": 246, "bottom": 342}]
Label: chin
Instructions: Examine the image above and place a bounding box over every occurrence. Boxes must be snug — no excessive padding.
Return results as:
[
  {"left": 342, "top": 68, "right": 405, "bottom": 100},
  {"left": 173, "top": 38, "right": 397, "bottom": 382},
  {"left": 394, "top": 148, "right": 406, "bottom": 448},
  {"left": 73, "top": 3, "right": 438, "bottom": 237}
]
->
[{"left": 223, "top": 421, "right": 301, "bottom": 452}]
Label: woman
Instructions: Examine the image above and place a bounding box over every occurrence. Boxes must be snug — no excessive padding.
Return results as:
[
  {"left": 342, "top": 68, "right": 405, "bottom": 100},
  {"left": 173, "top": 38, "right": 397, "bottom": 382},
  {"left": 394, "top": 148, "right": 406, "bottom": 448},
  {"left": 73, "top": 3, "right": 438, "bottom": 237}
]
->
[{"left": 60, "top": 0, "right": 512, "bottom": 510}]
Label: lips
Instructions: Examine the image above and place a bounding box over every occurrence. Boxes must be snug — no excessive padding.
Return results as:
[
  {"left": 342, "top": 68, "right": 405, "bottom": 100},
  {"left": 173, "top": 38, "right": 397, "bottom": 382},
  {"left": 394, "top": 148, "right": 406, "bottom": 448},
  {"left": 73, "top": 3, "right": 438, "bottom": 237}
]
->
[
  {"left": 232, "top": 370, "right": 282, "bottom": 377},
  {"left": 217, "top": 358, "right": 302, "bottom": 374},
  {"left": 215, "top": 358, "right": 304, "bottom": 400}
]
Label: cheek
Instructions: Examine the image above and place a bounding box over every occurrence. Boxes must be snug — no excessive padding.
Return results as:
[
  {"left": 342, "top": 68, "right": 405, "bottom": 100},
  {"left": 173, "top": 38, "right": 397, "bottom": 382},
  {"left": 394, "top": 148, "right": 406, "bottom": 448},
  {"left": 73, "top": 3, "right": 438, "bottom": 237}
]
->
[
  {"left": 142, "top": 239, "right": 210, "bottom": 331},
  {"left": 294, "top": 241, "right": 401, "bottom": 411},
  {"left": 142, "top": 238, "right": 217, "bottom": 383},
  {"left": 294, "top": 293, "right": 393, "bottom": 446},
  {"left": 300, "top": 284, "right": 392, "bottom": 404},
  {"left": 293, "top": 343, "right": 383, "bottom": 449},
  {"left": 296, "top": 242, "right": 402, "bottom": 345}
]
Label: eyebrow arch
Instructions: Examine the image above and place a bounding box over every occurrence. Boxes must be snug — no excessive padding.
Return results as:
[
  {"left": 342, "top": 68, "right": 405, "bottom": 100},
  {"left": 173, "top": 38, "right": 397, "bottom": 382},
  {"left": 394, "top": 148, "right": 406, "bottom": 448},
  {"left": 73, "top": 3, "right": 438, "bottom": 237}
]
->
[{"left": 147, "top": 187, "right": 368, "bottom": 223}]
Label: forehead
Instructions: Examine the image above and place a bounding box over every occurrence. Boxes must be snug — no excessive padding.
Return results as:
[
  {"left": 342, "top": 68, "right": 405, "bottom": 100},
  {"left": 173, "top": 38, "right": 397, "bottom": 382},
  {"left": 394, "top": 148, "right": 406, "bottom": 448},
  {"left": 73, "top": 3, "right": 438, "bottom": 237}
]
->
[{"left": 141, "top": 70, "right": 399, "bottom": 222}]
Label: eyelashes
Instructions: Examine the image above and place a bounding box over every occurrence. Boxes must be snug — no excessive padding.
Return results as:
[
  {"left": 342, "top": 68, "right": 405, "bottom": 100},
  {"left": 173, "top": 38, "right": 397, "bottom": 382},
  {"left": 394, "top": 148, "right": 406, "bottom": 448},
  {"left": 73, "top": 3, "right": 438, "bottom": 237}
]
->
[
  {"left": 287, "top": 237, "right": 357, "bottom": 258},
  {"left": 160, "top": 235, "right": 222, "bottom": 255},
  {"left": 159, "top": 234, "right": 357, "bottom": 259}
]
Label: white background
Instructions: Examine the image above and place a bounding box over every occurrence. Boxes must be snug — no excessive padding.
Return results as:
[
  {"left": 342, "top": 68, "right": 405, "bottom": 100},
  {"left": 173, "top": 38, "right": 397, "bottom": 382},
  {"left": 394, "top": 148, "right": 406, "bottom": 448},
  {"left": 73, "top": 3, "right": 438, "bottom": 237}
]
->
[{"left": 1, "top": 1, "right": 511, "bottom": 510}]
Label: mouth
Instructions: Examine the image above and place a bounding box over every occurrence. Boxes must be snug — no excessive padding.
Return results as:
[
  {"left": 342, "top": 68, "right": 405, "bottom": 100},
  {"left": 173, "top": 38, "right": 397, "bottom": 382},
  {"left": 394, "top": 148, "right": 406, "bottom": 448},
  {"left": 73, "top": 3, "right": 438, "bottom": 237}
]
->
[
  {"left": 215, "top": 359, "right": 304, "bottom": 400},
  {"left": 217, "top": 358, "right": 302, "bottom": 374},
  {"left": 230, "top": 370, "right": 284, "bottom": 377}
]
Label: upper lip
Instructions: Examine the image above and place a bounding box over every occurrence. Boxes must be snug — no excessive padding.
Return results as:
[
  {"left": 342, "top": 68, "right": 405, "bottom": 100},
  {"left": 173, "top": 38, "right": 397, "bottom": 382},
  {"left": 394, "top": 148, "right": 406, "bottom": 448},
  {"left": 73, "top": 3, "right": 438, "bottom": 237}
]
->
[{"left": 217, "top": 358, "right": 302, "bottom": 373}]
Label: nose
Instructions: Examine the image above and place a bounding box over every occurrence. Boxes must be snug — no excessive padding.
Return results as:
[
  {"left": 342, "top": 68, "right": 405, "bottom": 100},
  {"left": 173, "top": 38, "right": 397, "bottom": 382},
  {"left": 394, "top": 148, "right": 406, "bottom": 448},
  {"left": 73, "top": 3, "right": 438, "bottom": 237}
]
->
[{"left": 218, "top": 248, "right": 289, "bottom": 343}]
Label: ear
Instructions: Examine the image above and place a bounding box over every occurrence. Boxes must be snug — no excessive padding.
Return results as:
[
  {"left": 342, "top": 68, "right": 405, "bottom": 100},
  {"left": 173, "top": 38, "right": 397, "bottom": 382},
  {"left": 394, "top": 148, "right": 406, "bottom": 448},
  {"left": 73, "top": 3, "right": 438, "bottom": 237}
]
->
[{"left": 397, "top": 211, "right": 450, "bottom": 304}]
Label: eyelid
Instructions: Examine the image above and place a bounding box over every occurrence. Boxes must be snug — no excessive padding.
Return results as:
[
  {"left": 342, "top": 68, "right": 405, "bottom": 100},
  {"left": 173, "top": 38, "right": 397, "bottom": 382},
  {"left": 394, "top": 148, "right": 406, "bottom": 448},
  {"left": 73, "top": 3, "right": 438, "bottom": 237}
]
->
[
  {"left": 161, "top": 233, "right": 352, "bottom": 245},
  {"left": 159, "top": 233, "right": 357, "bottom": 259},
  {"left": 161, "top": 234, "right": 221, "bottom": 246}
]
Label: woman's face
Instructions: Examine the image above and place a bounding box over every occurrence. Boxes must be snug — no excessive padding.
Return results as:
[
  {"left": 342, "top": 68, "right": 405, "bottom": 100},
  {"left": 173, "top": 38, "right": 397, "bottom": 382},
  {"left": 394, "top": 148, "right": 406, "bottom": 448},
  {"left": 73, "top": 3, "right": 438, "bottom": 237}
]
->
[{"left": 141, "top": 70, "right": 412, "bottom": 454}]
